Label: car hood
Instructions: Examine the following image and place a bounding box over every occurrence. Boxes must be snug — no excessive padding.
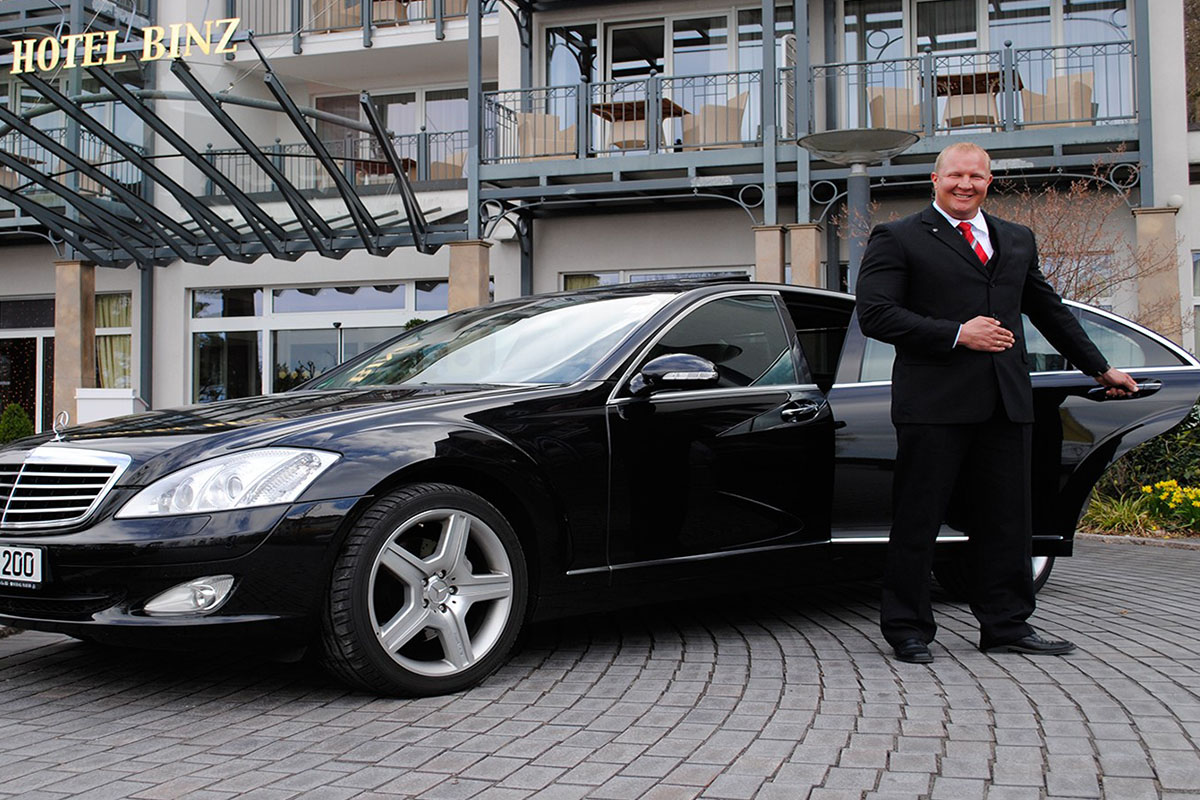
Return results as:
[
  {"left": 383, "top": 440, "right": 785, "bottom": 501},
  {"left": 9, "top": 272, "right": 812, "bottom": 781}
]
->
[{"left": 3, "top": 385, "right": 528, "bottom": 484}]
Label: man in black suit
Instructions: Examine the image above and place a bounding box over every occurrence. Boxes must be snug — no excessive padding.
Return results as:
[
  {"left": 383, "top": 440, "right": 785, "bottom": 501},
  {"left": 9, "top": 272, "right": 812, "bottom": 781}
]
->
[{"left": 856, "top": 142, "right": 1137, "bottom": 664}]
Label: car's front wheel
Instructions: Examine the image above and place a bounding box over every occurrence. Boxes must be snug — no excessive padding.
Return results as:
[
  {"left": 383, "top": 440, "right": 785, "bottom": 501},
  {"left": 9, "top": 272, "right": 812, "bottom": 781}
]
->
[{"left": 320, "top": 483, "right": 527, "bottom": 696}]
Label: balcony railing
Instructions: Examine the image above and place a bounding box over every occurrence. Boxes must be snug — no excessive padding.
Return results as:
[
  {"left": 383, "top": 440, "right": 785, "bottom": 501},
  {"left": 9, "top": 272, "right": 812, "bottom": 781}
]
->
[
  {"left": 201, "top": 131, "right": 467, "bottom": 196},
  {"left": 234, "top": 0, "right": 497, "bottom": 39},
  {"left": 484, "top": 70, "right": 763, "bottom": 163},
  {"left": 810, "top": 41, "right": 1134, "bottom": 136},
  {"left": 0, "top": 128, "right": 145, "bottom": 200}
]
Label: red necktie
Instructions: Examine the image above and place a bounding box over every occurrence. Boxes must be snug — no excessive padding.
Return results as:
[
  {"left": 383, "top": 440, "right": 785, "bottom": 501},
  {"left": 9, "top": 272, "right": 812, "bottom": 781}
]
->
[{"left": 957, "top": 221, "right": 989, "bottom": 266}]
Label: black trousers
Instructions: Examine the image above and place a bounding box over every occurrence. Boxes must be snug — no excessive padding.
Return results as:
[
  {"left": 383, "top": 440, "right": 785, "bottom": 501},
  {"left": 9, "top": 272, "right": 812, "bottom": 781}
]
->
[{"left": 880, "top": 414, "right": 1036, "bottom": 647}]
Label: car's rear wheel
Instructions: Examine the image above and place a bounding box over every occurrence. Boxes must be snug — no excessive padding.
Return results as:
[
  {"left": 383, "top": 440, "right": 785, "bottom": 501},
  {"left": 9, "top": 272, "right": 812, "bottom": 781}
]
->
[
  {"left": 320, "top": 483, "right": 527, "bottom": 696},
  {"left": 933, "top": 554, "right": 1055, "bottom": 601}
]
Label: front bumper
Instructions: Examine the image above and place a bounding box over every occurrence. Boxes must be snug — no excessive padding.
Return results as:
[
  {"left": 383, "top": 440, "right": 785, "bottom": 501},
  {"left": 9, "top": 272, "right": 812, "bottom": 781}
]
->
[{"left": 0, "top": 497, "right": 362, "bottom": 647}]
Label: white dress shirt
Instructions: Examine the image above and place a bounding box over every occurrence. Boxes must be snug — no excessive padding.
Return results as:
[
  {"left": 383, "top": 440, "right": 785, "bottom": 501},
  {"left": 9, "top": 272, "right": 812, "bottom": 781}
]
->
[{"left": 931, "top": 202, "right": 995, "bottom": 348}]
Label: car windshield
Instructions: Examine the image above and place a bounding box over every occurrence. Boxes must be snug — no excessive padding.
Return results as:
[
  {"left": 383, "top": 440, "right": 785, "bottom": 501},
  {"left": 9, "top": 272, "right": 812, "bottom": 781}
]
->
[{"left": 309, "top": 291, "right": 674, "bottom": 388}]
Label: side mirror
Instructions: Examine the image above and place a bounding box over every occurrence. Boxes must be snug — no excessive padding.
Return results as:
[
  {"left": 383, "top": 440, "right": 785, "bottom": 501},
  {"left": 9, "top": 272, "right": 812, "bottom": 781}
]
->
[{"left": 629, "top": 353, "right": 720, "bottom": 396}]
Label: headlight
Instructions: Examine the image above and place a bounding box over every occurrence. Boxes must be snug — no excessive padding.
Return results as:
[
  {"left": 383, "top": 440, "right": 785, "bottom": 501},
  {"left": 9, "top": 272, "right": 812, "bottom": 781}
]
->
[{"left": 116, "top": 448, "right": 340, "bottom": 518}]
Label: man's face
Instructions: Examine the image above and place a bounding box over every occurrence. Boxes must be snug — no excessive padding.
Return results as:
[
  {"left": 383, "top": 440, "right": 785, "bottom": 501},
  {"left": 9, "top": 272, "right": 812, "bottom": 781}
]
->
[{"left": 931, "top": 148, "right": 993, "bottom": 220}]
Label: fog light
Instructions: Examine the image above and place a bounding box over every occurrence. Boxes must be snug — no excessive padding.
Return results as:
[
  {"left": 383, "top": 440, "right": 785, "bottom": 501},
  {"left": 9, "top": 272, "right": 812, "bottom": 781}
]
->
[{"left": 143, "top": 575, "right": 235, "bottom": 617}]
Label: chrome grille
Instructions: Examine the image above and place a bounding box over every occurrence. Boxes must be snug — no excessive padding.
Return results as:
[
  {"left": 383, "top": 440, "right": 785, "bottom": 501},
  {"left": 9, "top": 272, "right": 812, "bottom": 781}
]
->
[{"left": 0, "top": 446, "right": 131, "bottom": 530}]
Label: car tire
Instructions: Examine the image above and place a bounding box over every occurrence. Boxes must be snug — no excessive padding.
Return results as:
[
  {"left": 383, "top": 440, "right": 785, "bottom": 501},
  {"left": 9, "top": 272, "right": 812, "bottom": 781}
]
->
[
  {"left": 320, "top": 482, "right": 528, "bottom": 696},
  {"left": 933, "top": 555, "right": 1055, "bottom": 601}
]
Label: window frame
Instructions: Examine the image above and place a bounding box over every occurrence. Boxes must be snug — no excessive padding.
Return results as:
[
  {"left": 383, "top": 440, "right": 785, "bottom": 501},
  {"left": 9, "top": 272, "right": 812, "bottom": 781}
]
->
[
  {"left": 187, "top": 281, "right": 452, "bottom": 400},
  {"left": 610, "top": 288, "right": 814, "bottom": 403}
]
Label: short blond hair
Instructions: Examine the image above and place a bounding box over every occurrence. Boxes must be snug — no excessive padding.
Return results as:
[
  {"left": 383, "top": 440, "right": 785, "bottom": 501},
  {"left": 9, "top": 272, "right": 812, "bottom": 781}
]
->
[{"left": 933, "top": 142, "right": 991, "bottom": 175}]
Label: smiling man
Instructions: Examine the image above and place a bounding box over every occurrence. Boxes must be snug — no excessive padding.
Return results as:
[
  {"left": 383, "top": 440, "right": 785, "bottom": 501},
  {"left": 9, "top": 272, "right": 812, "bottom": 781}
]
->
[{"left": 855, "top": 142, "right": 1137, "bottom": 665}]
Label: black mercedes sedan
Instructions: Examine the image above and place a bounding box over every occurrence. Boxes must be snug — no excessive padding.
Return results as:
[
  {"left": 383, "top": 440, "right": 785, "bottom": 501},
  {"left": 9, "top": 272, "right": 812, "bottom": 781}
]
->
[{"left": 0, "top": 282, "right": 1196, "bottom": 696}]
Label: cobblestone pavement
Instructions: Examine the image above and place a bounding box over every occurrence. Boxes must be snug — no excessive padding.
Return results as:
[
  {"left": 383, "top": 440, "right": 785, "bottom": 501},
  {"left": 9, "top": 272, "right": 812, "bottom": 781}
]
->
[{"left": 0, "top": 539, "right": 1196, "bottom": 800}]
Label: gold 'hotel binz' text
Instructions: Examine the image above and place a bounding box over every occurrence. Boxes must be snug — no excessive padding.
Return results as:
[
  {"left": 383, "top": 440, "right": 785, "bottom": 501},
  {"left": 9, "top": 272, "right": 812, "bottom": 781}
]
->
[{"left": 8, "top": 18, "right": 241, "bottom": 76}]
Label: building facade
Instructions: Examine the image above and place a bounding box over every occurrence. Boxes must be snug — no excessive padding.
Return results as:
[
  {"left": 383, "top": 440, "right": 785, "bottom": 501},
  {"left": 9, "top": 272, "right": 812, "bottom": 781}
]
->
[{"left": 0, "top": 0, "right": 1194, "bottom": 426}]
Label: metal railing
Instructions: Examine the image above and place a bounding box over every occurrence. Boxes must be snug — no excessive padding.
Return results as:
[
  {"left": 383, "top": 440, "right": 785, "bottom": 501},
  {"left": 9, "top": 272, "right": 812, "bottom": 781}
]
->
[
  {"left": 810, "top": 40, "right": 1135, "bottom": 137},
  {"left": 483, "top": 70, "right": 763, "bottom": 162},
  {"left": 200, "top": 131, "right": 468, "bottom": 196},
  {"left": 485, "top": 85, "right": 580, "bottom": 162},
  {"left": 0, "top": 128, "right": 145, "bottom": 199},
  {"left": 234, "top": 0, "right": 497, "bottom": 39}
]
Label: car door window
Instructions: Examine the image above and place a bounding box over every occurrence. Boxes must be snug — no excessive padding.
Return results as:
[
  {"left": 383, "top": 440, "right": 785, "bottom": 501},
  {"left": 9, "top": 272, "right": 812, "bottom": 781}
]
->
[
  {"left": 1022, "top": 310, "right": 1188, "bottom": 372},
  {"left": 644, "top": 294, "right": 798, "bottom": 387}
]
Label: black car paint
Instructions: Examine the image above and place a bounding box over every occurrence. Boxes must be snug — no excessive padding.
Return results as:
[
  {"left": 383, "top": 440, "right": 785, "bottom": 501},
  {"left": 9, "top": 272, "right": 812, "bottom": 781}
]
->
[{"left": 0, "top": 283, "right": 1196, "bottom": 647}]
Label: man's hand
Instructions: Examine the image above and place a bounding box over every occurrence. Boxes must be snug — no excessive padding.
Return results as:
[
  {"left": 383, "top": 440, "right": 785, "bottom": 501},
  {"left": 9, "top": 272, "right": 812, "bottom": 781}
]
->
[
  {"left": 957, "top": 316, "right": 1014, "bottom": 352},
  {"left": 1095, "top": 366, "right": 1138, "bottom": 397}
]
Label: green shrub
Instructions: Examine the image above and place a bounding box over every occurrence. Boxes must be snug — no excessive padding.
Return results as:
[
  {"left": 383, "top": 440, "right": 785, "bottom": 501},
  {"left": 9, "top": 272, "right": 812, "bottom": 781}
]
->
[
  {"left": 404, "top": 318, "right": 429, "bottom": 331},
  {"left": 1080, "top": 493, "right": 1157, "bottom": 535},
  {"left": 0, "top": 403, "right": 34, "bottom": 444},
  {"left": 1096, "top": 403, "right": 1200, "bottom": 495}
]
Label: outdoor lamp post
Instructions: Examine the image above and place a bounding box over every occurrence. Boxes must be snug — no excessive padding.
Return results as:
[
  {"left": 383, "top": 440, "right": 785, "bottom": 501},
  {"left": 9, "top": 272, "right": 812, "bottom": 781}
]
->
[{"left": 798, "top": 128, "right": 918, "bottom": 291}]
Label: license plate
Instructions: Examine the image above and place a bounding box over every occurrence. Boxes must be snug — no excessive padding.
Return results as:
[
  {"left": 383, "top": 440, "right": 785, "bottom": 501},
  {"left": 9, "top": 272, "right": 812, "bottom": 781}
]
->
[{"left": 0, "top": 545, "right": 42, "bottom": 587}]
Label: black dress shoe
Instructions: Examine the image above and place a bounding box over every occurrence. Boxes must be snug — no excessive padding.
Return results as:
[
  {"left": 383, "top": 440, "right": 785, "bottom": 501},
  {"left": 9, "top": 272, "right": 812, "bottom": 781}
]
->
[
  {"left": 893, "top": 638, "right": 933, "bottom": 664},
  {"left": 980, "top": 632, "right": 1076, "bottom": 655}
]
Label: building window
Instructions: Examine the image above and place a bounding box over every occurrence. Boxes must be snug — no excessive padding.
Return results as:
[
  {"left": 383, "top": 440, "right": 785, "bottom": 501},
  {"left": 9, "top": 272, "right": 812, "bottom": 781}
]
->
[
  {"left": 193, "top": 288, "right": 263, "bottom": 318},
  {"left": 96, "top": 293, "right": 132, "bottom": 389},
  {"left": 189, "top": 282, "right": 449, "bottom": 401},
  {"left": 194, "top": 331, "right": 262, "bottom": 404},
  {"left": 562, "top": 268, "right": 751, "bottom": 290},
  {"left": 1193, "top": 251, "right": 1200, "bottom": 355}
]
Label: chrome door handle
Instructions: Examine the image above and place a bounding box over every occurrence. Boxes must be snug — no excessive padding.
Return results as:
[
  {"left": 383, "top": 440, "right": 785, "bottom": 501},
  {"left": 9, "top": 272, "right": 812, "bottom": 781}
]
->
[
  {"left": 1085, "top": 379, "right": 1162, "bottom": 401},
  {"left": 782, "top": 400, "right": 823, "bottom": 422}
]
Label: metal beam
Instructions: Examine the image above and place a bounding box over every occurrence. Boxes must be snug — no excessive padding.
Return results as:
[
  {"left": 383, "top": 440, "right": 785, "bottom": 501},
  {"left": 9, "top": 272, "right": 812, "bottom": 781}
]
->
[
  {"left": 0, "top": 186, "right": 130, "bottom": 267},
  {"left": 0, "top": 150, "right": 160, "bottom": 265},
  {"left": 17, "top": 71, "right": 251, "bottom": 263},
  {"left": 85, "top": 65, "right": 297, "bottom": 262},
  {"left": 0, "top": 103, "right": 200, "bottom": 259},
  {"left": 262, "top": 70, "right": 386, "bottom": 255},
  {"left": 360, "top": 92, "right": 437, "bottom": 254},
  {"left": 169, "top": 58, "right": 341, "bottom": 256}
]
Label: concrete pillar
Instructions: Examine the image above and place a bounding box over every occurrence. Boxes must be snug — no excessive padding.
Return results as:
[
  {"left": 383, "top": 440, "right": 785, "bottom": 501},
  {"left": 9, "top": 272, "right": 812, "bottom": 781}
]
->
[
  {"left": 786, "top": 223, "right": 824, "bottom": 287},
  {"left": 54, "top": 259, "right": 96, "bottom": 422},
  {"left": 753, "top": 225, "right": 786, "bottom": 283},
  {"left": 448, "top": 240, "right": 492, "bottom": 311},
  {"left": 1132, "top": 207, "right": 1184, "bottom": 345}
]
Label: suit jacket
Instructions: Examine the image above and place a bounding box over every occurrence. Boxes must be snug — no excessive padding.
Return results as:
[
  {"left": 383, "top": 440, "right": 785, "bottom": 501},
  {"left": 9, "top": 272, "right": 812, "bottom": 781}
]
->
[{"left": 856, "top": 206, "right": 1108, "bottom": 424}]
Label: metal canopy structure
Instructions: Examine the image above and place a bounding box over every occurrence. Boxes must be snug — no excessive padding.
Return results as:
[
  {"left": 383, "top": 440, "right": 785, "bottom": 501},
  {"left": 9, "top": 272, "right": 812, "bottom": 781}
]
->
[{"left": 0, "top": 35, "right": 455, "bottom": 268}]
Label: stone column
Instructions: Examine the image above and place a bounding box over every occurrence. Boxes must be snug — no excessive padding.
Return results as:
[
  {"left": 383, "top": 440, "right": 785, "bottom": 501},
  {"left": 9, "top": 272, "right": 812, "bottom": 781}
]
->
[
  {"left": 1132, "top": 207, "right": 1184, "bottom": 345},
  {"left": 54, "top": 259, "right": 96, "bottom": 422},
  {"left": 448, "top": 240, "right": 492, "bottom": 311},
  {"left": 753, "top": 225, "right": 786, "bottom": 283},
  {"left": 786, "top": 223, "right": 824, "bottom": 287}
]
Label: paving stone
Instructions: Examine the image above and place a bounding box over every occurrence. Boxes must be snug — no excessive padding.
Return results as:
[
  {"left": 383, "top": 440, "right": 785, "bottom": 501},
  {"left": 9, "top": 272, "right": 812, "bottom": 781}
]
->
[{"left": 0, "top": 542, "right": 1192, "bottom": 800}]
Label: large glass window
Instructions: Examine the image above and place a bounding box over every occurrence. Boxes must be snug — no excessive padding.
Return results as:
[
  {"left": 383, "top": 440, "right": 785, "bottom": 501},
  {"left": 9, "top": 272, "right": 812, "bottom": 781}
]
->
[
  {"left": 546, "top": 24, "right": 598, "bottom": 85},
  {"left": 842, "top": 0, "right": 904, "bottom": 63},
  {"left": 989, "top": 0, "right": 1052, "bottom": 50},
  {"left": 1063, "top": 0, "right": 1128, "bottom": 43},
  {"left": 272, "top": 285, "right": 405, "bottom": 313},
  {"left": 193, "top": 331, "right": 263, "bottom": 403},
  {"left": 193, "top": 288, "right": 263, "bottom": 318},
  {"left": 916, "top": 0, "right": 978, "bottom": 53},
  {"left": 190, "top": 282, "right": 450, "bottom": 400},
  {"left": 673, "top": 16, "right": 729, "bottom": 76},
  {"left": 425, "top": 89, "right": 469, "bottom": 133},
  {"left": 273, "top": 329, "right": 339, "bottom": 392},
  {"left": 736, "top": 5, "right": 796, "bottom": 70},
  {"left": 0, "top": 298, "right": 53, "bottom": 329},
  {"left": 96, "top": 293, "right": 131, "bottom": 389},
  {"left": 609, "top": 23, "right": 666, "bottom": 81}
]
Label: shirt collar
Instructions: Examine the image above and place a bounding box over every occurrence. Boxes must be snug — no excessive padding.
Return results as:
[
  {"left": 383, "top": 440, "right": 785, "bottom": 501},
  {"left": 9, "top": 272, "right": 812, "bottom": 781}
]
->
[{"left": 931, "top": 202, "right": 986, "bottom": 234}]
